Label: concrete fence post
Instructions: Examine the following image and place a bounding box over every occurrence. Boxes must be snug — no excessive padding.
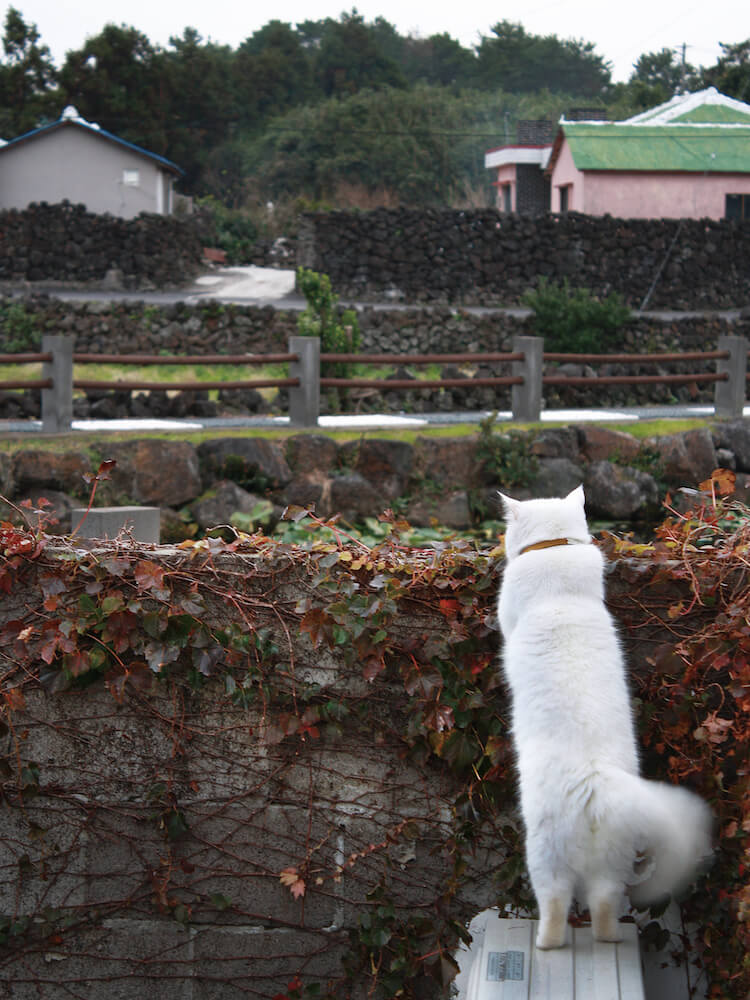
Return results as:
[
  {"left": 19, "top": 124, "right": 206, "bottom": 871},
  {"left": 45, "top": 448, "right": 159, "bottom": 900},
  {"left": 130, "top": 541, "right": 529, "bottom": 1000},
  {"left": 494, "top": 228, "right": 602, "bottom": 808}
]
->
[
  {"left": 70, "top": 506, "right": 161, "bottom": 543},
  {"left": 288, "top": 335, "right": 320, "bottom": 428},
  {"left": 511, "top": 335, "right": 543, "bottom": 422},
  {"left": 41, "top": 334, "right": 74, "bottom": 433},
  {"left": 714, "top": 334, "right": 748, "bottom": 419}
]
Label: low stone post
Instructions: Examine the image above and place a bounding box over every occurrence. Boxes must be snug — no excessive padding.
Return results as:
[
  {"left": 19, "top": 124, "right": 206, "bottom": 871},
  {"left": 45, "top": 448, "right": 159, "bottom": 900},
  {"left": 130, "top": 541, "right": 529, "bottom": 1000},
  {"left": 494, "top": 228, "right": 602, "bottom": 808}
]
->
[
  {"left": 70, "top": 506, "right": 161, "bottom": 543},
  {"left": 714, "top": 334, "right": 748, "bottom": 419},
  {"left": 511, "top": 335, "right": 543, "bottom": 422},
  {"left": 41, "top": 334, "right": 74, "bottom": 433},
  {"left": 288, "top": 335, "right": 320, "bottom": 428}
]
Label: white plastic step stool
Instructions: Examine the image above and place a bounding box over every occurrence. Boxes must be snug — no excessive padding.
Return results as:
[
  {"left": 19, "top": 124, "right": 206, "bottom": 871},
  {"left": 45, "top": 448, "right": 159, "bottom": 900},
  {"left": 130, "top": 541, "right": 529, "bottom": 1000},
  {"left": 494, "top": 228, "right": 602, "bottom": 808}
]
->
[{"left": 457, "top": 912, "right": 645, "bottom": 1000}]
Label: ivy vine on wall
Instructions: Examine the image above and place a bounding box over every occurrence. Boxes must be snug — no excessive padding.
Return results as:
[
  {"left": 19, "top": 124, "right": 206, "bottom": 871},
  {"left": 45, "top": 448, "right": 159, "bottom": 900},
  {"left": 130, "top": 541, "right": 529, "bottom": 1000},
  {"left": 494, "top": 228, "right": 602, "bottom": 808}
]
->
[{"left": 0, "top": 468, "right": 748, "bottom": 998}]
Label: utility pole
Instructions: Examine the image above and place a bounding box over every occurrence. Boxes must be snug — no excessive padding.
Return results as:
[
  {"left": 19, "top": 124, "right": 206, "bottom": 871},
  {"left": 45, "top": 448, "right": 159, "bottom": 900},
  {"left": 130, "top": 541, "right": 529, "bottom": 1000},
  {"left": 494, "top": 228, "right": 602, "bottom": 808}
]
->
[{"left": 680, "top": 42, "right": 687, "bottom": 91}]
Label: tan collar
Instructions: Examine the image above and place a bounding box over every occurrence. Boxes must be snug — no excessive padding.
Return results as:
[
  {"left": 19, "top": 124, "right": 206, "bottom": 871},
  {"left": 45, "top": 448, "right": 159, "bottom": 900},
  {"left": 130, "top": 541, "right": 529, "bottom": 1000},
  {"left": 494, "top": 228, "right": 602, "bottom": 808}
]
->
[{"left": 519, "top": 537, "right": 570, "bottom": 555}]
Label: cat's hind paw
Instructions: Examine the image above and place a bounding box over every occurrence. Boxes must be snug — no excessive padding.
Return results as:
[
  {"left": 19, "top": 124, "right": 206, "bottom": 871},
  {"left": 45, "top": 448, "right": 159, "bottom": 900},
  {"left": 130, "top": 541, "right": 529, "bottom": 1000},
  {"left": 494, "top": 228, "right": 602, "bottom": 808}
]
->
[{"left": 536, "top": 897, "right": 568, "bottom": 949}]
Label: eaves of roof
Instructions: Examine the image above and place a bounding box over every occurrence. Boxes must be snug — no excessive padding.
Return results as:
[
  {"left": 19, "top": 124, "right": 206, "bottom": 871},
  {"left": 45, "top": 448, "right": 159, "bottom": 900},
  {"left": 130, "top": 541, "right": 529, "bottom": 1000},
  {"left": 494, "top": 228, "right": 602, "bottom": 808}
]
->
[
  {"left": 0, "top": 119, "right": 183, "bottom": 176},
  {"left": 484, "top": 144, "right": 552, "bottom": 169},
  {"left": 625, "top": 87, "right": 750, "bottom": 125},
  {"left": 554, "top": 123, "right": 750, "bottom": 174}
]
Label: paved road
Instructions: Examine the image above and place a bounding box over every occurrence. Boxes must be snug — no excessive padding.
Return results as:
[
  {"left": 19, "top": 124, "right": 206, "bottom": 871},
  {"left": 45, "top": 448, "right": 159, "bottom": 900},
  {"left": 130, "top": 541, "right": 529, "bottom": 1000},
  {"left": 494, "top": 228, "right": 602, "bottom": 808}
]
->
[
  {"left": 3, "top": 403, "right": 746, "bottom": 437},
  {"left": 16, "top": 265, "right": 747, "bottom": 320}
]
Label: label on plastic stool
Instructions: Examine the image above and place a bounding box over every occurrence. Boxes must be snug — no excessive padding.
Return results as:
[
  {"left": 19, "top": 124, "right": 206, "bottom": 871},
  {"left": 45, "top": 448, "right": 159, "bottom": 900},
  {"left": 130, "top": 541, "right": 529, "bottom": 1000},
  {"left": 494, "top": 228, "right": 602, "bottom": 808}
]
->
[{"left": 486, "top": 950, "right": 524, "bottom": 981}]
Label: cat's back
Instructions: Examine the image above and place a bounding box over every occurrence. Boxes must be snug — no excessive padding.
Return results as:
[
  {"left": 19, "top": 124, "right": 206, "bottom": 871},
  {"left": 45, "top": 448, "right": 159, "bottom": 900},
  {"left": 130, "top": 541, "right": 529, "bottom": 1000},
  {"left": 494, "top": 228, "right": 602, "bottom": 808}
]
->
[
  {"left": 499, "top": 542, "right": 635, "bottom": 770},
  {"left": 498, "top": 541, "right": 608, "bottom": 637}
]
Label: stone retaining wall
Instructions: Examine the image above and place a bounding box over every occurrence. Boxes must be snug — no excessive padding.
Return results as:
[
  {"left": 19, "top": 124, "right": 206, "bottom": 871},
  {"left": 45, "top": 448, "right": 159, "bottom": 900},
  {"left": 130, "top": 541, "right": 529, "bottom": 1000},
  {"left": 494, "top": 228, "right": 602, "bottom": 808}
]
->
[
  {"left": 298, "top": 208, "right": 750, "bottom": 309},
  {"left": 2, "top": 296, "right": 743, "bottom": 359},
  {"left": 2, "top": 421, "right": 749, "bottom": 541}
]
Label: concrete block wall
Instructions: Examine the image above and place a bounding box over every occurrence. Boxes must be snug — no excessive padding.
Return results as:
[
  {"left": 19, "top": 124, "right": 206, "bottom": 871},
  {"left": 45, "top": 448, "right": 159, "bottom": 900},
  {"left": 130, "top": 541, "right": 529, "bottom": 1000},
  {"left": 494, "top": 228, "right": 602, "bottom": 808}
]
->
[
  {"left": 0, "top": 680, "right": 491, "bottom": 998},
  {"left": 0, "top": 543, "right": 737, "bottom": 998},
  {"left": 0, "top": 546, "right": 506, "bottom": 998}
]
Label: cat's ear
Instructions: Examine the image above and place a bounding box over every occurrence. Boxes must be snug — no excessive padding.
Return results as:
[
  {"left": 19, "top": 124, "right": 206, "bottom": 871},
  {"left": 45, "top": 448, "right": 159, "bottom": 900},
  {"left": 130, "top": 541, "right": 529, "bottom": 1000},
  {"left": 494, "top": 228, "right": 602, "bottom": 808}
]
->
[
  {"left": 566, "top": 484, "right": 585, "bottom": 506},
  {"left": 498, "top": 491, "right": 521, "bottom": 520}
]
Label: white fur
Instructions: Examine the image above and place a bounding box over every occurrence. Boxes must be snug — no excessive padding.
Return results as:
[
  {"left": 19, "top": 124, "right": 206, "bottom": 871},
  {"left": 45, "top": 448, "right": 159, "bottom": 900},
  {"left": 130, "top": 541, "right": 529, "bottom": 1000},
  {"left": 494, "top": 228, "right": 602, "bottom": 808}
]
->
[{"left": 497, "top": 486, "right": 712, "bottom": 949}]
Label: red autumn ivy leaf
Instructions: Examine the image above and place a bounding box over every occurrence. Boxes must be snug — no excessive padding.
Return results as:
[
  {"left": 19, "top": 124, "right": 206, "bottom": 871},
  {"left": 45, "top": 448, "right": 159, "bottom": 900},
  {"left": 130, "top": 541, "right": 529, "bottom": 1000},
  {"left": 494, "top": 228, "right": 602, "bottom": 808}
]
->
[
  {"left": 272, "top": 975, "right": 303, "bottom": 1000},
  {"left": 298, "top": 706, "right": 321, "bottom": 740},
  {"left": 423, "top": 701, "right": 454, "bottom": 733},
  {"left": 699, "top": 468, "right": 736, "bottom": 497},
  {"left": 299, "top": 607, "right": 330, "bottom": 647},
  {"left": 439, "top": 598, "right": 460, "bottom": 618},
  {"left": 279, "top": 868, "right": 306, "bottom": 900},
  {"left": 3, "top": 687, "right": 26, "bottom": 710},
  {"left": 134, "top": 560, "right": 167, "bottom": 592},
  {"left": 101, "top": 610, "right": 139, "bottom": 653},
  {"left": 105, "top": 660, "right": 151, "bottom": 702},
  {"left": 144, "top": 640, "right": 181, "bottom": 673},
  {"left": 100, "top": 556, "right": 130, "bottom": 577},
  {"left": 39, "top": 624, "right": 77, "bottom": 664},
  {"left": 694, "top": 711, "right": 733, "bottom": 745},
  {"left": 82, "top": 459, "right": 116, "bottom": 485},
  {"left": 63, "top": 649, "right": 91, "bottom": 678},
  {"left": 363, "top": 654, "right": 385, "bottom": 683},
  {"left": 192, "top": 642, "right": 223, "bottom": 677}
]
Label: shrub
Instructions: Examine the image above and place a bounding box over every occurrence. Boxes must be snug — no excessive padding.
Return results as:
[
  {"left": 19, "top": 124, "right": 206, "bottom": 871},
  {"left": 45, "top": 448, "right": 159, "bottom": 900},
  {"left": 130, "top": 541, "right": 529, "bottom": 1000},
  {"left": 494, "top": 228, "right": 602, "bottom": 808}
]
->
[
  {"left": 196, "top": 196, "right": 259, "bottom": 264},
  {"left": 476, "top": 413, "right": 538, "bottom": 488},
  {"left": 0, "top": 301, "right": 40, "bottom": 352},
  {"left": 522, "top": 277, "right": 630, "bottom": 353},
  {"left": 296, "top": 268, "right": 361, "bottom": 379}
]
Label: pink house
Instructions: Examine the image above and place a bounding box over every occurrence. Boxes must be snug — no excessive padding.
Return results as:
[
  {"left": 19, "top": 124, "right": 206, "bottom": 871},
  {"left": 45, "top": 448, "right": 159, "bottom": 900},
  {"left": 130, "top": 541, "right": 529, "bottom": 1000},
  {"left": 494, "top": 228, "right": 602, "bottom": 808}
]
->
[
  {"left": 484, "top": 119, "right": 555, "bottom": 215},
  {"left": 486, "top": 89, "right": 750, "bottom": 221}
]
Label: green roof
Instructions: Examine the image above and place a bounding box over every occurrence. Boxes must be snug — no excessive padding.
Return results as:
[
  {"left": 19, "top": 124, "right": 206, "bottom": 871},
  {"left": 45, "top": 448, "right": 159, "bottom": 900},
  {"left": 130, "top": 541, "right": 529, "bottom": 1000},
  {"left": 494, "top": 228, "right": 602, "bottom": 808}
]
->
[
  {"left": 673, "top": 105, "right": 750, "bottom": 124},
  {"left": 563, "top": 123, "right": 750, "bottom": 173}
]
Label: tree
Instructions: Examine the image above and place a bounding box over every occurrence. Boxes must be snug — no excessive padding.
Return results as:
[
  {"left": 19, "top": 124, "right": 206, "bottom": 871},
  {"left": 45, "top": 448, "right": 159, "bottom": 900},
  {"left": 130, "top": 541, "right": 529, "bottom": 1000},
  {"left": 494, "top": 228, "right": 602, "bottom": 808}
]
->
[
  {"left": 233, "top": 21, "right": 314, "bottom": 128},
  {"left": 0, "top": 6, "right": 58, "bottom": 136},
  {"left": 700, "top": 39, "right": 750, "bottom": 101},
  {"left": 620, "top": 48, "right": 698, "bottom": 110},
  {"left": 399, "top": 33, "right": 477, "bottom": 88},
  {"left": 57, "top": 24, "right": 168, "bottom": 153},
  {"left": 312, "top": 11, "right": 406, "bottom": 96},
  {"left": 242, "top": 84, "right": 565, "bottom": 207},
  {"left": 161, "top": 29, "right": 236, "bottom": 188},
  {"left": 475, "top": 20, "right": 611, "bottom": 98}
]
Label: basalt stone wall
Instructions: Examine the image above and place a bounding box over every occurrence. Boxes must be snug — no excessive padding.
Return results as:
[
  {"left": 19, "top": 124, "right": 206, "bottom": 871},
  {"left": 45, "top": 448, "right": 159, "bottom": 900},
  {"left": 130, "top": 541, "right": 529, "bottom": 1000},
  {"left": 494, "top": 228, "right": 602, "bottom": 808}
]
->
[
  {"left": 0, "top": 202, "right": 207, "bottom": 288},
  {"left": 1, "top": 295, "right": 745, "bottom": 358},
  {"left": 297, "top": 208, "right": 750, "bottom": 309}
]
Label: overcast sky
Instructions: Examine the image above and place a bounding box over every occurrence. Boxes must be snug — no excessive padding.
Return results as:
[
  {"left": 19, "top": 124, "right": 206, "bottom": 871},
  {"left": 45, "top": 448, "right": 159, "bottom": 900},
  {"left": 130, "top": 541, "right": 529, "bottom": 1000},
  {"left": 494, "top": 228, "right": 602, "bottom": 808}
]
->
[{"left": 12, "top": 0, "right": 750, "bottom": 83}]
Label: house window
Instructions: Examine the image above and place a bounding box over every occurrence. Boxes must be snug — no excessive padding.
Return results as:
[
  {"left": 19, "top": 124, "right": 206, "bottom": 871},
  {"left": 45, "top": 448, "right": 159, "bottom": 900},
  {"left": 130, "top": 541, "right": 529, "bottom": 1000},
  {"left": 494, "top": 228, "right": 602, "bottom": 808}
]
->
[
  {"left": 726, "top": 194, "right": 750, "bottom": 220},
  {"left": 501, "top": 183, "right": 512, "bottom": 213},
  {"left": 122, "top": 169, "right": 140, "bottom": 187},
  {"left": 559, "top": 185, "right": 571, "bottom": 214}
]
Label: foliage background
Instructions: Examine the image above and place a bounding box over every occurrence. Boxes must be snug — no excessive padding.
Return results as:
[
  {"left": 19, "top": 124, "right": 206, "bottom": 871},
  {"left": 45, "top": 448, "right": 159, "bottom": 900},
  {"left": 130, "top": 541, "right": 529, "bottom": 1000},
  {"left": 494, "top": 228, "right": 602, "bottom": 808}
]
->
[{"left": 1, "top": 5, "right": 749, "bottom": 227}]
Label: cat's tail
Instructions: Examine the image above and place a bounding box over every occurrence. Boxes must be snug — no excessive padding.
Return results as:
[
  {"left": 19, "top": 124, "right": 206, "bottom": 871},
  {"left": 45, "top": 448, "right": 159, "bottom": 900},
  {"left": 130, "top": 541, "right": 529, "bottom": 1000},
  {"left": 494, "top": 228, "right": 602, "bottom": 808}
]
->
[{"left": 613, "top": 771, "right": 713, "bottom": 907}]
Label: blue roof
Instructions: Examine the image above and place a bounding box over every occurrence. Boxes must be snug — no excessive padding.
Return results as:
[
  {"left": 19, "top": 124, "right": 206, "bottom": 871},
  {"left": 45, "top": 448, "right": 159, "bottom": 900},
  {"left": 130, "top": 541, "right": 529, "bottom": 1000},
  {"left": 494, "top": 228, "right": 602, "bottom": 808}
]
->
[{"left": 0, "top": 109, "right": 182, "bottom": 176}]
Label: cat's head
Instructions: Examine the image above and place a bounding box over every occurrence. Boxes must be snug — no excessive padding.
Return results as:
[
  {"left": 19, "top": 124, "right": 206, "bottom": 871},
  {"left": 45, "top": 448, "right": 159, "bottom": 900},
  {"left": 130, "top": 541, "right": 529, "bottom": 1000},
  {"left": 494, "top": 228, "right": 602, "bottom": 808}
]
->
[{"left": 498, "top": 484, "right": 591, "bottom": 561}]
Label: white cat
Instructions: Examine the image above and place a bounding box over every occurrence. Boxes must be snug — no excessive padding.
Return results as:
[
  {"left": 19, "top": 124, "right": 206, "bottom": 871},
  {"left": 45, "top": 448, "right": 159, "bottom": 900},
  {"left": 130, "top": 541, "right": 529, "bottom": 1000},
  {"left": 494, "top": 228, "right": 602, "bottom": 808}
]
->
[{"left": 497, "top": 485, "right": 712, "bottom": 949}]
